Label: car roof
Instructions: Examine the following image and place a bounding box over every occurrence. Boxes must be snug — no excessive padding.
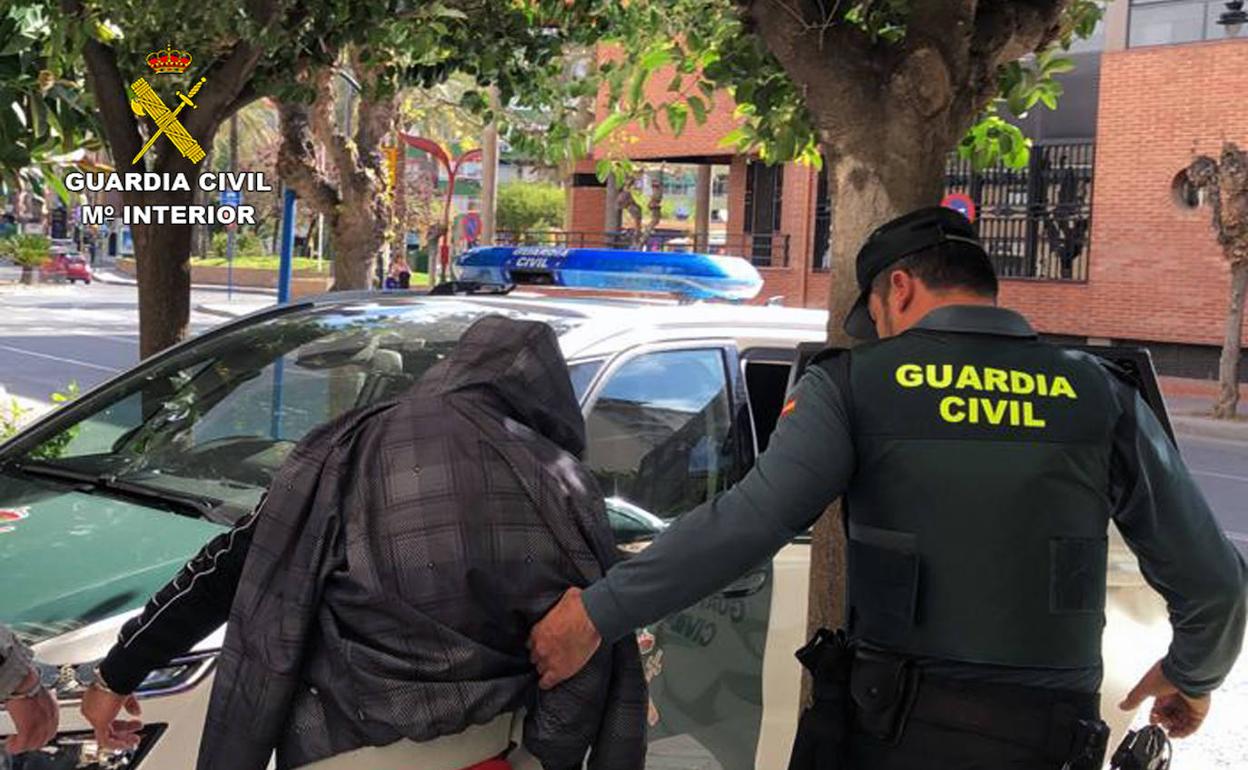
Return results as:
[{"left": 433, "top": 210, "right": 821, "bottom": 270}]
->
[{"left": 289, "top": 289, "right": 830, "bottom": 361}]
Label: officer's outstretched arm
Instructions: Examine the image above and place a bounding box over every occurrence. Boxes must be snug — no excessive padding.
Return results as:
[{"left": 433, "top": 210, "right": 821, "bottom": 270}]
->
[
  {"left": 1110, "top": 388, "right": 1247, "bottom": 701},
  {"left": 579, "top": 365, "right": 856, "bottom": 645}
]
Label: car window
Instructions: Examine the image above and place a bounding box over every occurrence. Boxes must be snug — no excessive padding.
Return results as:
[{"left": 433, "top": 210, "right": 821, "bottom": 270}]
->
[
  {"left": 585, "top": 348, "right": 738, "bottom": 520},
  {"left": 567, "top": 359, "right": 604, "bottom": 401},
  {"left": 9, "top": 301, "right": 586, "bottom": 522}
]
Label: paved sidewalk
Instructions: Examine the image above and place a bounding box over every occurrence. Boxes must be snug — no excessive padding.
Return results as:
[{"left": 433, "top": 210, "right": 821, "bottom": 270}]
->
[
  {"left": 195, "top": 297, "right": 278, "bottom": 319},
  {"left": 1163, "top": 383, "right": 1248, "bottom": 442},
  {"left": 94, "top": 266, "right": 277, "bottom": 297}
]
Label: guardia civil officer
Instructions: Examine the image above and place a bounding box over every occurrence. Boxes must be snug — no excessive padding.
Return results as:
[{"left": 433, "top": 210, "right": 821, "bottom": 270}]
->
[{"left": 529, "top": 206, "right": 1248, "bottom": 769}]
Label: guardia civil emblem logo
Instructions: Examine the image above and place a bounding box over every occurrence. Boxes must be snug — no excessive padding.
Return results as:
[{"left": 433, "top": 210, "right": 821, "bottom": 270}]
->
[{"left": 129, "top": 44, "right": 207, "bottom": 165}]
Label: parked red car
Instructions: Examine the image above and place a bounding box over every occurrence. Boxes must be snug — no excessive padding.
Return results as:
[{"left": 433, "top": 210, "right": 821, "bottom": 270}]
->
[{"left": 40, "top": 253, "right": 93, "bottom": 284}]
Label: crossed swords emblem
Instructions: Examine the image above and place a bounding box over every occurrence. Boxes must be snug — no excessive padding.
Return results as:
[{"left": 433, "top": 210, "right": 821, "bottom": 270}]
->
[{"left": 129, "top": 75, "right": 208, "bottom": 165}]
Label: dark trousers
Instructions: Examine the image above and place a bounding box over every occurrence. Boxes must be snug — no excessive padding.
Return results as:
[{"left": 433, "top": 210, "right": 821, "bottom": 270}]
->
[{"left": 848, "top": 721, "right": 1068, "bottom": 770}]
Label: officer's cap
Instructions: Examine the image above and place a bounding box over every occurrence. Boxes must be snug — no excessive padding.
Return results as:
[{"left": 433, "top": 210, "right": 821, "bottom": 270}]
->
[{"left": 843, "top": 206, "right": 991, "bottom": 340}]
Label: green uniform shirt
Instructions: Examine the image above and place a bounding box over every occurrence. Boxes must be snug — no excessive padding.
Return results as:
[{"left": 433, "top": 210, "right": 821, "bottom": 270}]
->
[{"left": 582, "top": 305, "right": 1247, "bottom": 695}]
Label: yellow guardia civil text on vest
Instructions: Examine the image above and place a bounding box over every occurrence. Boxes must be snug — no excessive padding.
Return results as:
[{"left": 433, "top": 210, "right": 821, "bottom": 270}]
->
[{"left": 893, "top": 363, "right": 1079, "bottom": 429}]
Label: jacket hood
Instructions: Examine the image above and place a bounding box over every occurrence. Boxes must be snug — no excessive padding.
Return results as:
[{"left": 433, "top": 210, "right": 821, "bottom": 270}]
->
[{"left": 422, "top": 315, "right": 586, "bottom": 456}]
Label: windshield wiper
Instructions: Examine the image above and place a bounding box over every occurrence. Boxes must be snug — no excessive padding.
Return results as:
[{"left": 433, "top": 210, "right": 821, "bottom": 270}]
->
[
  {"left": 8, "top": 460, "right": 97, "bottom": 485},
  {"left": 11, "top": 461, "right": 221, "bottom": 518},
  {"left": 97, "top": 476, "right": 221, "bottom": 518}
]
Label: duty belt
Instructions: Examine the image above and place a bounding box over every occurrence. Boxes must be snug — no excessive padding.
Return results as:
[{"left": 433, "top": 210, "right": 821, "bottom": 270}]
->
[
  {"left": 789, "top": 631, "right": 1110, "bottom": 770},
  {"left": 851, "top": 650, "right": 1109, "bottom": 768}
]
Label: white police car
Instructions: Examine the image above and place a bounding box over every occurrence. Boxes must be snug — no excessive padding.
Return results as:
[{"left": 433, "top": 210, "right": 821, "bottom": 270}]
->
[{"left": 0, "top": 249, "right": 1168, "bottom": 769}]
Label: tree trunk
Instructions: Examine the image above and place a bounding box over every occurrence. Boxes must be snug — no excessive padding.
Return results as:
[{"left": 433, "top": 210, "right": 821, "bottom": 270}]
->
[
  {"left": 803, "top": 146, "right": 947, "bottom": 696},
  {"left": 328, "top": 207, "right": 388, "bottom": 289},
  {"left": 737, "top": 0, "right": 1075, "bottom": 708},
  {"left": 1213, "top": 260, "right": 1248, "bottom": 419},
  {"left": 131, "top": 189, "right": 194, "bottom": 358},
  {"left": 481, "top": 88, "right": 500, "bottom": 245},
  {"left": 276, "top": 61, "right": 393, "bottom": 293},
  {"left": 19, "top": 266, "right": 33, "bottom": 285}
]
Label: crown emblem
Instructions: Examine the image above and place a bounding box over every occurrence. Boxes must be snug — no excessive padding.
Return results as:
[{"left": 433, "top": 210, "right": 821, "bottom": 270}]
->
[{"left": 146, "top": 44, "right": 192, "bottom": 75}]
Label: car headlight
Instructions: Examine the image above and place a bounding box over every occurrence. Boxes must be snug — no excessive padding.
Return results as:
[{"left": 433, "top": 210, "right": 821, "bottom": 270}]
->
[{"left": 33, "top": 651, "right": 216, "bottom": 702}]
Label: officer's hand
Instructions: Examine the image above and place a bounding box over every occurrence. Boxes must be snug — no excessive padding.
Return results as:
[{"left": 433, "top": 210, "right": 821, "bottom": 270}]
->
[
  {"left": 528, "top": 587, "right": 601, "bottom": 690},
  {"left": 80, "top": 683, "right": 143, "bottom": 751},
  {"left": 4, "top": 669, "right": 58, "bottom": 754},
  {"left": 1119, "top": 659, "right": 1210, "bottom": 738}
]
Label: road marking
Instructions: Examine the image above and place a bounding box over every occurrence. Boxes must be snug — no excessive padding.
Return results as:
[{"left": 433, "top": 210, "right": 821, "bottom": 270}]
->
[
  {"left": 1227, "top": 532, "right": 1248, "bottom": 545},
  {"left": 0, "top": 344, "right": 118, "bottom": 372},
  {"left": 1191, "top": 469, "right": 1248, "bottom": 484},
  {"left": 65, "top": 330, "right": 140, "bottom": 345}
]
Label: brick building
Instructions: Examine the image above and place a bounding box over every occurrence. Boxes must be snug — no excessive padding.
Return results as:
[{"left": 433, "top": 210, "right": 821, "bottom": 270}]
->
[{"left": 564, "top": 1, "right": 1248, "bottom": 382}]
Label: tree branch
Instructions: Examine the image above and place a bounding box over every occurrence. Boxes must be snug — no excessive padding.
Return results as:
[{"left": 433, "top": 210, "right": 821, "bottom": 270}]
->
[
  {"left": 276, "top": 99, "right": 341, "bottom": 216},
  {"left": 308, "top": 66, "right": 360, "bottom": 193},
  {"left": 220, "top": 84, "right": 261, "bottom": 125},
  {"left": 967, "top": 0, "right": 1067, "bottom": 103},
  {"left": 181, "top": 40, "right": 267, "bottom": 151},
  {"left": 741, "top": 0, "right": 883, "bottom": 142},
  {"left": 351, "top": 53, "right": 395, "bottom": 167}
]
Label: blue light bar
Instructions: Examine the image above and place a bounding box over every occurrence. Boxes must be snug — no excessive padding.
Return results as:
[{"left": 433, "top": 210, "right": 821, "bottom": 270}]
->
[{"left": 455, "top": 246, "right": 764, "bottom": 301}]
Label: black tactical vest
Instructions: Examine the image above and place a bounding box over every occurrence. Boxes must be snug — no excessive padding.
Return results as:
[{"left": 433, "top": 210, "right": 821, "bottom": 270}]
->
[{"left": 818, "top": 328, "right": 1118, "bottom": 670}]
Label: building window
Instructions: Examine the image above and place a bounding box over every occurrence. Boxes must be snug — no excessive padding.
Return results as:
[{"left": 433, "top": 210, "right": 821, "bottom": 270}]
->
[
  {"left": 812, "top": 158, "right": 832, "bottom": 271},
  {"left": 1128, "top": 0, "right": 1240, "bottom": 46},
  {"left": 944, "top": 141, "right": 1095, "bottom": 282},
  {"left": 743, "top": 161, "right": 784, "bottom": 266}
]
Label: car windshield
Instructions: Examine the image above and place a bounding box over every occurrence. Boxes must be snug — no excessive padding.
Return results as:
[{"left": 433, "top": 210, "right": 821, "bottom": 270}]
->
[{"left": 6, "top": 298, "right": 587, "bottom": 524}]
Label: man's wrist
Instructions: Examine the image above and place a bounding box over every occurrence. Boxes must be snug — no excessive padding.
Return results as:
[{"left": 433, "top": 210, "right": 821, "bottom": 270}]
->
[
  {"left": 91, "top": 665, "right": 123, "bottom": 697},
  {"left": 4, "top": 667, "right": 44, "bottom": 702},
  {"left": 1160, "top": 656, "right": 1212, "bottom": 700},
  {"left": 94, "top": 651, "right": 143, "bottom": 696},
  {"left": 580, "top": 581, "right": 626, "bottom": 644}
]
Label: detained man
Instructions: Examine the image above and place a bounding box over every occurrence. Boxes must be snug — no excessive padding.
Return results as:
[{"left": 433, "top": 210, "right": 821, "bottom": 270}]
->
[{"left": 80, "top": 316, "right": 646, "bottom": 770}]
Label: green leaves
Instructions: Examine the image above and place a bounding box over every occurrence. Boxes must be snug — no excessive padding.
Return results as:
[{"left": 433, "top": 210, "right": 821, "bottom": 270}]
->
[
  {"left": 960, "top": 114, "right": 1031, "bottom": 170},
  {"left": 686, "top": 94, "right": 707, "bottom": 125},
  {"left": 639, "top": 44, "right": 673, "bottom": 72},
  {"left": 0, "top": 232, "right": 50, "bottom": 268},
  {"left": 594, "top": 111, "right": 629, "bottom": 144},
  {"left": 496, "top": 181, "right": 564, "bottom": 234},
  {"left": 997, "top": 46, "right": 1077, "bottom": 120},
  {"left": 0, "top": 4, "right": 98, "bottom": 189},
  {"left": 665, "top": 102, "right": 688, "bottom": 135}
]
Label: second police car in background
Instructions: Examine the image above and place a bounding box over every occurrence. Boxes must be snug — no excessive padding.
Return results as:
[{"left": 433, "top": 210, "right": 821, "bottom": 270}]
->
[{"left": 0, "top": 248, "right": 1171, "bottom": 769}]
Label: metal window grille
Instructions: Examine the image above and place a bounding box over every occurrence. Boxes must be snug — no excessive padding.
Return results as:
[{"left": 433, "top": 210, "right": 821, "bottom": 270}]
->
[{"left": 944, "top": 141, "right": 1095, "bottom": 282}]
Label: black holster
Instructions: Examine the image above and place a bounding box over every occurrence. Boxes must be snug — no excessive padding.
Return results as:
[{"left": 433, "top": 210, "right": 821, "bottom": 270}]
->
[
  {"left": 787, "top": 629, "right": 853, "bottom": 770},
  {"left": 848, "top": 647, "right": 920, "bottom": 744}
]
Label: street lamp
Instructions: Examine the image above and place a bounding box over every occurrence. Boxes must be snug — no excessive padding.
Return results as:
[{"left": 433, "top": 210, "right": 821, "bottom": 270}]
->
[{"left": 1218, "top": 0, "right": 1247, "bottom": 36}]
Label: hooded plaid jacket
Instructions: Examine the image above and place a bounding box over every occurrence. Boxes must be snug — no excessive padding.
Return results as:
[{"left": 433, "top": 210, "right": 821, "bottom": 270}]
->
[{"left": 98, "top": 315, "right": 647, "bottom": 770}]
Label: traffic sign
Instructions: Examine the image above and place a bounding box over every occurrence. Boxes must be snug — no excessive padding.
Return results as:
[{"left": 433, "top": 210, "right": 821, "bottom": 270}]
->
[
  {"left": 941, "top": 192, "right": 976, "bottom": 222},
  {"left": 462, "top": 211, "right": 482, "bottom": 241},
  {"left": 219, "top": 189, "right": 242, "bottom": 207}
]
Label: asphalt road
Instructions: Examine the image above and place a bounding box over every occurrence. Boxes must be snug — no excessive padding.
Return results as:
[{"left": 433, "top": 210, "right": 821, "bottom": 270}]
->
[
  {"left": 0, "top": 274, "right": 254, "bottom": 401},
  {"left": 1, "top": 277, "right": 1246, "bottom": 557}
]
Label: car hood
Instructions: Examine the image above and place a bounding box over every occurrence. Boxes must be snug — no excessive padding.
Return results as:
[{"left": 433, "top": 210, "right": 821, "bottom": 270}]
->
[{"left": 0, "top": 470, "right": 224, "bottom": 644}]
